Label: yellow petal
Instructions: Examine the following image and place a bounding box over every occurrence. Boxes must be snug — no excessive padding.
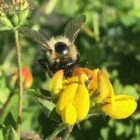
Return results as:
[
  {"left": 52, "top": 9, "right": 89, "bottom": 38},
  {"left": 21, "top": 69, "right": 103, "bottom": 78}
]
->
[
  {"left": 73, "top": 84, "right": 90, "bottom": 121},
  {"left": 72, "top": 67, "right": 88, "bottom": 85},
  {"left": 48, "top": 70, "right": 64, "bottom": 95},
  {"left": 67, "top": 76, "right": 79, "bottom": 83},
  {"left": 57, "top": 83, "right": 78, "bottom": 112},
  {"left": 61, "top": 104, "right": 77, "bottom": 125},
  {"left": 96, "top": 70, "right": 114, "bottom": 103},
  {"left": 102, "top": 95, "right": 137, "bottom": 119}
]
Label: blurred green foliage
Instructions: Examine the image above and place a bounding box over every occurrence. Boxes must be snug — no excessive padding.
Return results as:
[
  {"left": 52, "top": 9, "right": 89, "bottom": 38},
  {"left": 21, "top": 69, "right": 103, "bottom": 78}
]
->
[{"left": 0, "top": 0, "right": 140, "bottom": 139}]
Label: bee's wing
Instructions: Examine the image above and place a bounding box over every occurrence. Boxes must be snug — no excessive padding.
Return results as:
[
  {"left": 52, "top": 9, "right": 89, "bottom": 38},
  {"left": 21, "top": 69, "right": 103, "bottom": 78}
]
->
[
  {"left": 64, "top": 15, "right": 86, "bottom": 43},
  {"left": 20, "top": 27, "right": 50, "bottom": 50}
]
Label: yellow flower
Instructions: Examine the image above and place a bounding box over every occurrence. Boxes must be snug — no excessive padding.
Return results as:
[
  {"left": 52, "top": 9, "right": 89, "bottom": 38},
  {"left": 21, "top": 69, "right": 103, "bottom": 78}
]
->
[
  {"left": 57, "top": 83, "right": 90, "bottom": 125},
  {"left": 48, "top": 67, "right": 137, "bottom": 125},
  {"left": 93, "top": 69, "right": 137, "bottom": 119},
  {"left": 49, "top": 69, "right": 90, "bottom": 125}
]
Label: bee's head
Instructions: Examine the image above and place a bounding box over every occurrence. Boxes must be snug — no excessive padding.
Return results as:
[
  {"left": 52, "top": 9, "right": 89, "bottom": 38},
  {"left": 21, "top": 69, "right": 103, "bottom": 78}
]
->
[
  {"left": 46, "top": 37, "right": 78, "bottom": 63},
  {"left": 55, "top": 42, "right": 69, "bottom": 55}
]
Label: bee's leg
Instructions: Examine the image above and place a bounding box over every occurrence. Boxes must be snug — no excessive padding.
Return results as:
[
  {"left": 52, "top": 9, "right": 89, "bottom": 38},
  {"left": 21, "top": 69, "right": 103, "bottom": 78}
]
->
[
  {"left": 63, "top": 59, "right": 75, "bottom": 77},
  {"left": 38, "top": 58, "right": 49, "bottom": 71},
  {"left": 38, "top": 58, "right": 53, "bottom": 77}
]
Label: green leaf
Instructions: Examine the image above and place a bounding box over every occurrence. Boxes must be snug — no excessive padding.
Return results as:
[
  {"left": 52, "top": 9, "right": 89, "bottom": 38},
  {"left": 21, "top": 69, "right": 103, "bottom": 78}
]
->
[
  {"left": 37, "top": 98, "right": 61, "bottom": 121},
  {"left": 19, "top": 9, "right": 29, "bottom": 26},
  {"left": 28, "top": 89, "right": 51, "bottom": 99},
  {"left": 8, "top": 95, "right": 18, "bottom": 125},
  {"left": 37, "top": 89, "right": 51, "bottom": 97},
  {"left": 3, "top": 126, "right": 17, "bottom": 140},
  {"left": 108, "top": 0, "right": 132, "bottom": 9},
  {"left": 120, "top": 14, "right": 137, "bottom": 26},
  {"left": 0, "top": 26, "right": 12, "bottom": 31},
  {"left": 21, "top": 94, "right": 41, "bottom": 131},
  {"left": 0, "top": 16, "right": 13, "bottom": 28},
  {"left": 0, "top": 129, "right": 4, "bottom": 140},
  {"left": 6, "top": 127, "right": 18, "bottom": 140},
  {"left": 37, "top": 98, "right": 55, "bottom": 115},
  {"left": 12, "top": 14, "right": 19, "bottom": 26},
  {"left": 4, "top": 113, "right": 17, "bottom": 129}
]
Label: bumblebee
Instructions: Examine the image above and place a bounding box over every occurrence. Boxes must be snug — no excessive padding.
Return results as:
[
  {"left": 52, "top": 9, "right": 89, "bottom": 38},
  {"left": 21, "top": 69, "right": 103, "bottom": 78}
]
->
[{"left": 21, "top": 15, "right": 86, "bottom": 77}]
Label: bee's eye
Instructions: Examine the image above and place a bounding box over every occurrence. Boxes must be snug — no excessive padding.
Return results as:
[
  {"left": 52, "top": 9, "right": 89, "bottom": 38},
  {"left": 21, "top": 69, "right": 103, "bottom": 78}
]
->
[{"left": 55, "top": 42, "right": 69, "bottom": 55}]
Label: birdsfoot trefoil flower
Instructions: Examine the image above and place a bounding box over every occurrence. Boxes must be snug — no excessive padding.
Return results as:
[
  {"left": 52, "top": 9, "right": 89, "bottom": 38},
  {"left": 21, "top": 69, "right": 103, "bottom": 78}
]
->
[{"left": 48, "top": 67, "right": 137, "bottom": 125}]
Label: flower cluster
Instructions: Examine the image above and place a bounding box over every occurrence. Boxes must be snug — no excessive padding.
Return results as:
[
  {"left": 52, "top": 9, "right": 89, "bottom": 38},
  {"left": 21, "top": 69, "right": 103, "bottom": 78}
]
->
[
  {"left": 48, "top": 67, "right": 137, "bottom": 125},
  {"left": 0, "top": 0, "right": 30, "bottom": 28}
]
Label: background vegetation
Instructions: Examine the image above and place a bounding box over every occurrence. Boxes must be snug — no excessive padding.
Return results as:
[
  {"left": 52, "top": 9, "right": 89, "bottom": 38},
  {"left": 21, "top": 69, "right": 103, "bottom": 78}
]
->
[{"left": 0, "top": 0, "right": 140, "bottom": 139}]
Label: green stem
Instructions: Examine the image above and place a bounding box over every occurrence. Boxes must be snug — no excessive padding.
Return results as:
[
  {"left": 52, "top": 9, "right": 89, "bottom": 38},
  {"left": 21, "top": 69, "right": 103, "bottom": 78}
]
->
[
  {"left": 14, "top": 30, "right": 23, "bottom": 140},
  {"left": 0, "top": 92, "right": 13, "bottom": 119},
  {"left": 93, "top": 13, "right": 100, "bottom": 42},
  {"left": 47, "top": 123, "right": 66, "bottom": 140},
  {"left": 62, "top": 126, "right": 73, "bottom": 140}
]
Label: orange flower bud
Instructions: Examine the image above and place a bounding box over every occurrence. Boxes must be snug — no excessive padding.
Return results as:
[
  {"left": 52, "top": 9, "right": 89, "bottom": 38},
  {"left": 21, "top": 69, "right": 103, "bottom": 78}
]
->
[
  {"left": 22, "top": 66, "right": 33, "bottom": 89},
  {"left": 10, "top": 66, "right": 33, "bottom": 89}
]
